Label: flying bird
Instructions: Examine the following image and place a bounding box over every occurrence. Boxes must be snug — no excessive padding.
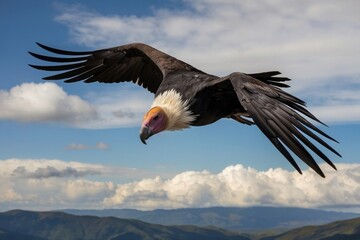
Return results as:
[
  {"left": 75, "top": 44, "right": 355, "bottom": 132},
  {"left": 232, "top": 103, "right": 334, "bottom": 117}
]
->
[{"left": 29, "top": 42, "right": 341, "bottom": 177}]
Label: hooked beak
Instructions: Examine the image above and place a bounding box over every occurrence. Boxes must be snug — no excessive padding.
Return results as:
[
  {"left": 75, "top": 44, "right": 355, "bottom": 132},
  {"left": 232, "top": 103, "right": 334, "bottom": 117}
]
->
[{"left": 139, "top": 125, "right": 152, "bottom": 145}]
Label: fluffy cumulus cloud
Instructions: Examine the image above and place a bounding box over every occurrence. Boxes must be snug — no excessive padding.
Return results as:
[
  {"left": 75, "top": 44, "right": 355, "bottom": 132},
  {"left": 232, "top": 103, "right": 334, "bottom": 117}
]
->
[
  {"left": 1, "top": 159, "right": 359, "bottom": 211},
  {"left": 55, "top": 1, "right": 360, "bottom": 80},
  {"left": 0, "top": 82, "right": 97, "bottom": 124},
  {"left": 0, "top": 159, "right": 104, "bottom": 179},
  {"left": 0, "top": 159, "right": 160, "bottom": 210},
  {"left": 103, "top": 163, "right": 360, "bottom": 210},
  {"left": 0, "top": 159, "right": 111, "bottom": 209},
  {"left": 0, "top": 82, "right": 152, "bottom": 128}
]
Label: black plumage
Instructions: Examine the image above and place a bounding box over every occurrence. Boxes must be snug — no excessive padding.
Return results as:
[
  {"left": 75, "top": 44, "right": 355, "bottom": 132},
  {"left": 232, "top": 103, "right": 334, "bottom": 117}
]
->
[{"left": 29, "top": 42, "right": 340, "bottom": 177}]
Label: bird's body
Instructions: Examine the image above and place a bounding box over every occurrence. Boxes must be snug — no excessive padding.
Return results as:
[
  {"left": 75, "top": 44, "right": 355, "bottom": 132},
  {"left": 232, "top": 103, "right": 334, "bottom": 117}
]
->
[{"left": 29, "top": 42, "right": 341, "bottom": 177}]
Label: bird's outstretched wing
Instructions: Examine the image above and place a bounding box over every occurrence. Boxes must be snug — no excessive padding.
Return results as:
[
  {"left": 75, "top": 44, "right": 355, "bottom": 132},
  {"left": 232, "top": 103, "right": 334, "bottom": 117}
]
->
[
  {"left": 29, "top": 43, "right": 197, "bottom": 93},
  {"left": 229, "top": 72, "right": 340, "bottom": 177}
]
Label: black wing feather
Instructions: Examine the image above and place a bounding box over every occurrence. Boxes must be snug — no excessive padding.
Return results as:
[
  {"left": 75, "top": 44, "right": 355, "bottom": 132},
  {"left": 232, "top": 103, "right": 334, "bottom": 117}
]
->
[
  {"left": 245, "top": 102, "right": 303, "bottom": 174},
  {"left": 35, "top": 42, "right": 93, "bottom": 55},
  {"left": 248, "top": 71, "right": 291, "bottom": 88},
  {"left": 28, "top": 51, "right": 89, "bottom": 63},
  {"left": 28, "top": 42, "right": 168, "bottom": 93},
  {"left": 29, "top": 62, "right": 86, "bottom": 71},
  {"left": 229, "top": 72, "right": 339, "bottom": 177},
  {"left": 275, "top": 112, "right": 337, "bottom": 170}
]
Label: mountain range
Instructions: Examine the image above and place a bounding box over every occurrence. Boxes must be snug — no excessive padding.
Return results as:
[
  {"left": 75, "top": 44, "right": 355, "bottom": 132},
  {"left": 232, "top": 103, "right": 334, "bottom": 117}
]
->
[
  {"left": 62, "top": 206, "right": 359, "bottom": 232},
  {"left": 0, "top": 207, "right": 359, "bottom": 240},
  {"left": 0, "top": 210, "right": 249, "bottom": 240}
]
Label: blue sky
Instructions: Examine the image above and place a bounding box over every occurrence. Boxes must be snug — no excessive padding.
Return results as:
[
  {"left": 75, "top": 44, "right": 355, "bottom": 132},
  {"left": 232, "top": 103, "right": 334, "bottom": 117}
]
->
[{"left": 0, "top": 0, "right": 359, "bottom": 211}]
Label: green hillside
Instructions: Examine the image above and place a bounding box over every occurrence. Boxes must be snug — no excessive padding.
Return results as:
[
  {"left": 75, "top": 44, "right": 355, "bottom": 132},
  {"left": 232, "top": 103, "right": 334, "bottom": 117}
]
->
[
  {"left": 0, "top": 228, "right": 46, "bottom": 240},
  {"left": 1, "top": 209, "right": 360, "bottom": 240},
  {"left": 63, "top": 207, "right": 359, "bottom": 232},
  {"left": 0, "top": 210, "right": 250, "bottom": 240},
  {"left": 262, "top": 217, "right": 360, "bottom": 240}
]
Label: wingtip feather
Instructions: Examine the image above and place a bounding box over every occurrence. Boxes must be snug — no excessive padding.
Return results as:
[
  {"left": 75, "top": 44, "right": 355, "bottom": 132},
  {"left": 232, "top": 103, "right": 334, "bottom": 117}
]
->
[{"left": 34, "top": 42, "right": 92, "bottom": 55}]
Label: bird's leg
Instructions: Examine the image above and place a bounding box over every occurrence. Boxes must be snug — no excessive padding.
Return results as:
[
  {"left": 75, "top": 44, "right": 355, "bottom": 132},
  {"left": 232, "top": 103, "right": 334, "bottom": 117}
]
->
[{"left": 230, "top": 114, "right": 254, "bottom": 125}]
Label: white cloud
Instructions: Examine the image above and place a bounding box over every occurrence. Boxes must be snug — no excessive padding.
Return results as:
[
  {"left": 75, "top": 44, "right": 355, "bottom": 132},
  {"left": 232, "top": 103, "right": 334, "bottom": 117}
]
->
[
  {"left": 0, "top": 159, "right": 112, "bottom": 209},
  {"left": 310, "top": 104, "right": 360, "bottom": 124},
  {"left": 12, "top": 166, "right": 99, "bottom": 179},
  {"left": 103, "top": 164, "right": 360, "bottom": 210},
  {"left": 306, "top": 81, "right": 360, "bottom": 123},
  {"left": 0, "top": 159, "right": 161, "bottom": 181},
  {"left": 1, "top": 159, "right": 359, "bottom": 211},
  {"left": 66, "top": 143, "right": 89, "bottom": 150},
  {"left": 66, "top": 142, "right": 110, "bottom": 150},
  {"left": 53, "top": 1, "right": 360, "bottom": 123},
  {"left": 55, "top": 1, "right": 360, "bottom": 79},
  {"left": 0, "top": 82, "right": 97, "bottom": 124},
  {"left": 0, "top": 82, "right": 152, "bottom": 128},
  {"left": 0, "top": 158, "right": 174, "bottom": 210},
  {"left": 0, "top": 159, "right": 104, "bottom": 179},
  {"left": 0, "top": 177, "right": 115, "bottom": 210}
]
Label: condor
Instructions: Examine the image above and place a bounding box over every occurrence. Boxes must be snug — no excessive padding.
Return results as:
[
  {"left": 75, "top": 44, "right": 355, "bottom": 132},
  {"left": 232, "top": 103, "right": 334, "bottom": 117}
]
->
[{"left": 29, "top": 42, "right": 340, "bottom": 177}]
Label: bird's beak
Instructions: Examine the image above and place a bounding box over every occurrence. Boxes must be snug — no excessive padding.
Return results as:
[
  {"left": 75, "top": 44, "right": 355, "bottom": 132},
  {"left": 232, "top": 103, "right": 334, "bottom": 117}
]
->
[{"left": 139, "top": 125, "right": 152, "bottom": 145}]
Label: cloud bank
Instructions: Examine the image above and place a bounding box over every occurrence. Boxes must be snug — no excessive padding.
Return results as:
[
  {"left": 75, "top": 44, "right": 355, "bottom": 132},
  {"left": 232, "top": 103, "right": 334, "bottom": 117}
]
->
[
  {"left": 0, "top": 82, "right": 97, "bottom": 124},
  {"left": 0, "top": 82, "right": 152, "bottom": 128},
  {"left": 104, "top": 164, "right": 360, "bottom": 210},
  {"left": 1, "top": 159, "right": 359, "bottom": 211},
  {"left": 55, "top": 1, "right": 360, "bottom": 81},
  {"left": 53, "top": 0, "right": 360, "bottom": 123},
  {"left": 0, "top": 159, "right": 104, "bottom": 179}
]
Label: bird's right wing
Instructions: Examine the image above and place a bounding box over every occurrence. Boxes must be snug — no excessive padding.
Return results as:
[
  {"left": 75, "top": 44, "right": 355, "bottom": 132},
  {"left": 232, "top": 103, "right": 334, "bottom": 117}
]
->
[
  {"left": 29, "top": 43, "right": 196, "bottom": 93},
  {"left": 228, "top": 72, "right": 340, "bottom": 177}
]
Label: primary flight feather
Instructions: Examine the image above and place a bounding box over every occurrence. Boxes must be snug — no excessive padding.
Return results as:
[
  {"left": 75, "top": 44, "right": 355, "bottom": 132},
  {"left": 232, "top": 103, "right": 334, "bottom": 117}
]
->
[{"left": 29, "top": 42, "right": 341, "bottom": 177}]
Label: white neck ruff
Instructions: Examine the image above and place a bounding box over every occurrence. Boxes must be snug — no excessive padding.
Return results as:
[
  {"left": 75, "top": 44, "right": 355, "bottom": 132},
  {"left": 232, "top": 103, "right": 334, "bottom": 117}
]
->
[{"left": 151, "top": 90, "right": 195, "bottom": 131}]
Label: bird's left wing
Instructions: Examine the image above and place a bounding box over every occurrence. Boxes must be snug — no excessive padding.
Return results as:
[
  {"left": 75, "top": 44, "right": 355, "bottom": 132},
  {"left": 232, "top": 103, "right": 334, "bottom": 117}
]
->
[{"left": 228, "top": 72, "right": 340, "bottom": 177}]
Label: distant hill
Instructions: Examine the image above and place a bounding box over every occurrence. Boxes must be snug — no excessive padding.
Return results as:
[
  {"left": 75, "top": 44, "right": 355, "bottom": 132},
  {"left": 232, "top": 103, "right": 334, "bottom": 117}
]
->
[
  {"left": 0, "top": 209, "right": 360, "bottom": 240},
  {"left": 0, "top": 210, "right": 250, "bottom": 240},
  {"left": 0, "top": 228, "right": 46, "bottom": 240},
  {"left": 261, "top": 217, "right": 360, "bottom": 240},
  {"left": 62, "top": 206, "right": 359, "bottom": 232}
]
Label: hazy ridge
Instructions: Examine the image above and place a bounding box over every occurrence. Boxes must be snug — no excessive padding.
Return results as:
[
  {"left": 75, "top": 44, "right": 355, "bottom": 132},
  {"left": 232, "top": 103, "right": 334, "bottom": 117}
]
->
[
  {"left": 62, "top": 206, "right": 359, "bottom": 231},
  {"left": 0, "top": 207, "right": 359, "bottom": 240}
]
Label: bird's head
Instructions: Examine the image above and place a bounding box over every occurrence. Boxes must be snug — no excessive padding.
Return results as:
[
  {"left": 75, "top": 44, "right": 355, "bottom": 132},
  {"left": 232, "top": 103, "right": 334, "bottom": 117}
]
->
[{"left": 140, "top": 106, "right": 169, "bottom": 144}]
